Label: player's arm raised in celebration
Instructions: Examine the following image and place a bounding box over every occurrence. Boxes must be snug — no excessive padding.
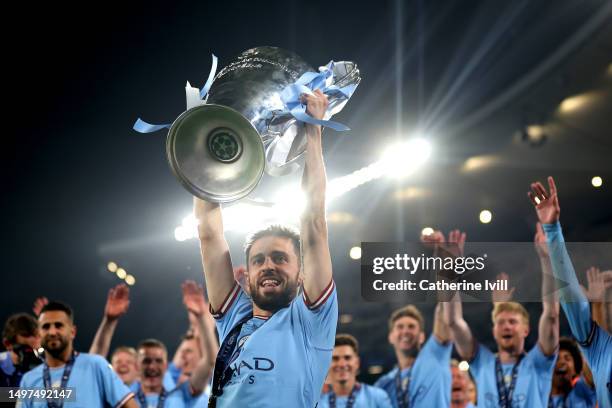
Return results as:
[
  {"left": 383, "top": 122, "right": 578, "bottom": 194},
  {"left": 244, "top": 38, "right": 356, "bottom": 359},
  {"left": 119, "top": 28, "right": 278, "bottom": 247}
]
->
[
  {"left": 300, "top": 89, "right": 333, "bottom": 301},
  {"left": 534, "top": 222, "right": 559, "bottom": 356},
  {"left": 424, "top": 230, "right": 475, "bottom": 355},
  {"left": 182, "top": 280, "right": 218, "bottom": 394},
  {"left": 194, "top": 198, "right": 235, "bottom": 313},
  {"left": 528, "top": 177, "right": 590, "bottom": 341},
  {"left": 89, "top": 284, "right": 130, "bottom": 357}
]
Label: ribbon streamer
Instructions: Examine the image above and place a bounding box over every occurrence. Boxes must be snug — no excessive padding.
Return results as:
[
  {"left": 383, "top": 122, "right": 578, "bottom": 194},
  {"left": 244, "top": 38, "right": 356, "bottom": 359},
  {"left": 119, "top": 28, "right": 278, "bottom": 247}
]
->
[
  {"left": 133, "top": 54, "right": 218, "bottom": 134},
  {"left": 279, "top": 61, "right": 358, "bottom": 131}
]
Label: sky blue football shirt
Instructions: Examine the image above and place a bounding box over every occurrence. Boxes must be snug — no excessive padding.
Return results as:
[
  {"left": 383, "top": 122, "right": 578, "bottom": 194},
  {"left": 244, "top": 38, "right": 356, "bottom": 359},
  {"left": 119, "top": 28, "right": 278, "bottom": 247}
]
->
[
  {"left": 212, "top": 280, "right": 338, "bottom": 408},
  {"left": 469, "top": 343, "right": 556, "bottom": 408},
  {"left": 374, "top": 335, "right": 452, "bottom": 408},
  {"left": 544, "top": 222, "right": 612, "bottom": 408},
  {"left": 318, "top": 383, "right": 392, "bottom": 407},
  {"left": 17, "top": 352, "right": 133, "bottom": 408}
]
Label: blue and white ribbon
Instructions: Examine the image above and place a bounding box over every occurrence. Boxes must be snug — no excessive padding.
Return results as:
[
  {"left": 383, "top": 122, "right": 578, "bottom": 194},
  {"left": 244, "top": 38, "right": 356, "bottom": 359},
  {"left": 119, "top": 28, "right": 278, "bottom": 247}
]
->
[
  {"left": 280, "top": 61, "right": 358, "bottom": 131},
  {"left": 133, "top": 54, "right": 218, "bottom": 134}
]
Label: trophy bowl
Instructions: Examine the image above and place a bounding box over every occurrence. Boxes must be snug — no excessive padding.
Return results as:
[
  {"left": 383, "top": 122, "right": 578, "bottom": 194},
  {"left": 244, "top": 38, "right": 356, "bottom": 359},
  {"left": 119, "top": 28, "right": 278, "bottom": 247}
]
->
[{"left": 165, "top": 46, "right": 360, "bottom": 203}]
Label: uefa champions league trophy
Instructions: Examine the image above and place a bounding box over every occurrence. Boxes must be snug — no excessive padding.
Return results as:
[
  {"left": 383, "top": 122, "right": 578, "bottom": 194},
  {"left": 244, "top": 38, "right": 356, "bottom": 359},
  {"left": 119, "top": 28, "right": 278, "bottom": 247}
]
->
[{"left": 134, "top": 46, "right": 360, "bottom": 203}]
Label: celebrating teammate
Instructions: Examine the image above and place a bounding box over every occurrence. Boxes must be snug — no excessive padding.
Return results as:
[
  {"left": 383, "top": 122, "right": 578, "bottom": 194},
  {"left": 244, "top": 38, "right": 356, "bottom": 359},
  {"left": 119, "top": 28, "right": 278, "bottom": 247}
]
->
[
  {"left": 450, "top": 360, "right": 475, "bottom": 408},
  {"left": 318, "top": 334, "right": 391, "bottom": 407},
  {"left": 1, "top": 313, "right": 41, "bottom": 391},
  {"left": 550, "top": 337, "right": 596, "bottom": 407},
  {"left": 374, "top": 302, "right": 452, "bottom": 407},
  {"left": 194, "top": 89, "right": 338, "bottom": 407},
  {"left": 443, "top": 224, "right": 559, "bottom": 407},
  {"left": 528, "top": 176, "right": 611, "bottom": 407},
  {"left": 17, "top": 301, "right": 137, "bottom": 408}
]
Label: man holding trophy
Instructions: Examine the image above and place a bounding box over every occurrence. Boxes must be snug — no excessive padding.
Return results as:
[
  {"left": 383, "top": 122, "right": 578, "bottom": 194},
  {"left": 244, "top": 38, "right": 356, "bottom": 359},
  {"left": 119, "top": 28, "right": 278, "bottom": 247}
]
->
[{"left": 193, "top": 88, "right": 338, "bottom": 407}]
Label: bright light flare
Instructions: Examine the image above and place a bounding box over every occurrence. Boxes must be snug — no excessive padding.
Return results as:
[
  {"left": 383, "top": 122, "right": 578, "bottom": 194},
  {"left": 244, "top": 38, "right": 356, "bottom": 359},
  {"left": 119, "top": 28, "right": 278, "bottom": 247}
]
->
[
  {"left": 349, "top": 246, "right": 362, "bottom": 260},
  {"left": 559, "top": 94, "right": 591, "bottom": 113},
  {"left": 458, "top": 361, "right": 470, "bottom": 371},
  {"left": 479, "top": 210, "right": 492, "bottom": 224},
  {"left": 125, "top": 274, "right": 136, "bottom": 286},
  {"left": 368, "top": 365, "right": 384, "bottom": 375},
  {"left": 421, "top": 227, "right": 434, "bottom": 236},
  {"left": 107, "top": 262, "right": 117, "bottom": 273},
  {"left": 116, "top": 268, "right": 127, "bottom": 279},
  {"left": 592, "top": 176, "right": 603, "bottom": 188},
  {"left": 381, "top": 138, "right": 432, "bottom": 178}
]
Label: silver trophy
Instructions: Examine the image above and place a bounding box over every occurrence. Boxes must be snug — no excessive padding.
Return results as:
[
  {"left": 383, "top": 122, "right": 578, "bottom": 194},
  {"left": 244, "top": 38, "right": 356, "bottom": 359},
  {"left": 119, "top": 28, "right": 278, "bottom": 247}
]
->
[{"left": 166, "top": 46, "right": 360, "bottom": 203}]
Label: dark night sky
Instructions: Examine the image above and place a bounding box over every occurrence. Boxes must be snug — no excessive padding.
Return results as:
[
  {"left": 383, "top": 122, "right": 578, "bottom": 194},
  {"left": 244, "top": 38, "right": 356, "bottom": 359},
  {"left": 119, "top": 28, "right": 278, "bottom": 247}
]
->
[{"left": 3, "top": 0, "right": 612, "bottom": 377}]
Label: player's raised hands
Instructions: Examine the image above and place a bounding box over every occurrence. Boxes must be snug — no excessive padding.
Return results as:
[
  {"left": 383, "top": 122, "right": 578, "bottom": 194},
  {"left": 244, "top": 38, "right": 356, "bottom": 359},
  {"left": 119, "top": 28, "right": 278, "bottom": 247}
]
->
[
  {"left": 534, "top": 222, "right": 550, "bottom": 259},
  {"left": 421, "top": 229, "right": 466, "bottom": 258},
  {"left": 528, "top": 176, "right": 560, "bottom": 224},
  {"left": 581, "top": 267, "right": 612, "bottom": 302},
  {"left": 32, "top": 296, "right": 49, "bottom": 317},
  {"left": 302, "top": 89, "right": 329, "bottom": 121},
  {"left": 491, "top": 272, "right": 516, "bottom": 303},
  {"left": 182, "top": 280, "right": 208, "bottom": 318},
  {"left": 105, "top": 284, "right": 130, "bottom": 321}
]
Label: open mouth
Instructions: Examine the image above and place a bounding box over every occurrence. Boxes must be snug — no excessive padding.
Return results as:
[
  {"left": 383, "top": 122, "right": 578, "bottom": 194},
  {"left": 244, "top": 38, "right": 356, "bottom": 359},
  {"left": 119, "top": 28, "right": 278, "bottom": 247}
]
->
[
  {"left": 452, "top": 386, "right": 463, "bottom": 392},
  {"left": 501, "top": 334, "right": 513, "bottom": 340},
  {"left": 144, "top": 370, "right": 161, "bottom": 378},
  {"left": 260, "top": 278, "right": 281, "bottom": 288}
]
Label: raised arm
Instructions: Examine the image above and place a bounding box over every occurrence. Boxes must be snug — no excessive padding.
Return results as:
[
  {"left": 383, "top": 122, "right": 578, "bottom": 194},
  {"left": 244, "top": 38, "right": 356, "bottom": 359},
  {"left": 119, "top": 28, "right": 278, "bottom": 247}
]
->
[
  {"left": 424, "top": 230, "right": 475, "bottom": 357},
  {"left": 182, "top": 280, "right": 218, "bottom": 394},
  {"left": 89, "top": 284, "right": 130, "bottom": 357},
  {"left": 534, "top": 222, "right": 559, "bottom": 356},
  {"left": 300, "top": 90, "right": 333, "bottom": 300},
  {"left": 194, "top": 199, "right": 235, "bottom": 312},
  {"left": 583, "top": 267, "right": 612, "bottom": 331},
  {"left": 491, "top": 272, "right": 515, "bottom": 303},
  {"left": 528, "top": 176, "right": 591, "bottom": 343},
  {"left": 433, "top": 303, "right": 451, "bottom": 344}
]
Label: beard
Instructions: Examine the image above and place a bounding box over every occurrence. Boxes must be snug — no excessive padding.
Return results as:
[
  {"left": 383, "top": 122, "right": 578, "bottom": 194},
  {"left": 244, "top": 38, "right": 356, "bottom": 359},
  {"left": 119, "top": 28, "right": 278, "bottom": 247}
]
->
[
  {"left": 400, "top": 345, "right": 420, "bottom": 359},
  {"left": 42, "top": 336, "right": 69, "bottom": 359},
  {"left": 249, "top": 276, "right": 298, "bottom": 312}
]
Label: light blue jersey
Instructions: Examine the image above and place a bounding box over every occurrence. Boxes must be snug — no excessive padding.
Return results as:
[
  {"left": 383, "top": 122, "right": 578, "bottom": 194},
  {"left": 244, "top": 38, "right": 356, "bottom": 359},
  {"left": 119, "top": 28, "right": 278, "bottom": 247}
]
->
[
  {"left": 544, "top": 222, "right": 612, "bottom": 408},
  {"left": 318, "top": 383, "right": 392, "bottom": 407},
  {"left": 133, "top": 381, "right": 201, "bottom": 408},
  {"left": 212, "top": 280, "right": 338, "bottom": 408},
  {"left": 190, "top": 384, "right": 211, "bottom": 408},
  {"left": 469, "top": 343, "right": 556, "bottom": 408},
  {"left": 162, "top": 361, "right": 181, "bottom": 390},
  {"left": 374, "top": 335, "right": 452, "bottom": 408},
  {"left": 550, "top": 377, "right": 596, "bottom": 408},
  {"left": 17, "top": 352, "right": 133, "bottom": 408}
]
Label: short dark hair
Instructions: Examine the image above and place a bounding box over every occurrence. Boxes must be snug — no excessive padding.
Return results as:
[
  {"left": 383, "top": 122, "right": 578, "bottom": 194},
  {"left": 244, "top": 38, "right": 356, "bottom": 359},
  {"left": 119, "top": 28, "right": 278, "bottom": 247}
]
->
[
  {"left": 388, "top": 305, "right": 424, "bottom": 332},
  {"left": 559, "top": 337, "right": 583, "bottom": 375},
  {"left": 137, "top": 338, "right": 168, "bottom": 356},
  {"left": 244, "top": 224, "right": 301, "bottom": 265},
  {"left": 335, "top": 334, "right": 359, "bottom": 355},
  {"left": 40, "top": 301, "right": 74, "bottom": 323},
  {"left": 2, "top": 313, "right": 38, "bottom": 345}
]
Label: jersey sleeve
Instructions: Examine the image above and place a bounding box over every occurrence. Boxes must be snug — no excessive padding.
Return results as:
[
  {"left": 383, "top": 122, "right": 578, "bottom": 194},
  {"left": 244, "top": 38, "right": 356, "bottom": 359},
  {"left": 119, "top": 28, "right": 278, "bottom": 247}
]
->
[
  {"left": 468, "top": 342, "right": 494, "bottom": 379},
  {"left": 421, "top": 335, "right": 452, "bottom": 365},
  {"left": 571, "top": 377, "right": 597, "bottom": 405},
  {"left": 527, "top": 344, "right": 557, "bottom": 396},
  {"left": 16, "top": 373, "right": 35, "bottom": 408},
  {"left": 212, "top": 283, "right": 253, "bottom": 341},
  {"left": 542, "top": 222, "right": 592, "bottom": 343},
  {"left": 92, "top": 355, "right": 134, "bottom": 407},
  {"left": 291, "top": 280, "right": 338, "bottom": 349},
  {"left": 372, "top": 385, "right": 394, "bottom": 408}
]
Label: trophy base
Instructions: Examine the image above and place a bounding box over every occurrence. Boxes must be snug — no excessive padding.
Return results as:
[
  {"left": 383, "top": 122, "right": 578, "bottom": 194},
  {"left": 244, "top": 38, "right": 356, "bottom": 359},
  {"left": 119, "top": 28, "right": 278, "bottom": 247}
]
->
[{"left": 166, "top": 104, "right": 265, "bottom": 203}]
